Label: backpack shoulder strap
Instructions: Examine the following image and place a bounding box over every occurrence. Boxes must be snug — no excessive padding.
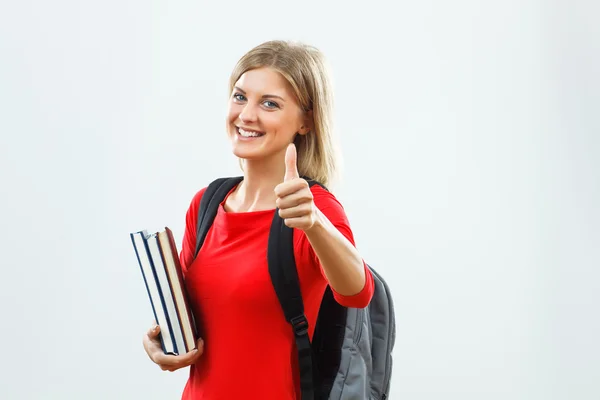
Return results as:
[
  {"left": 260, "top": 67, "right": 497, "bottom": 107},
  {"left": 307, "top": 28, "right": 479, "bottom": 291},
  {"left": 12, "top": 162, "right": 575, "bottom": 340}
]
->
[
  {"left": 267, "top": 179, "right": 325, "bottom": 400},
  {"left": 194, "top": 176, "right": 243, "bottom": 258},
  {"left": 303, "top": 177, "right": 328, "bottom": 192}
]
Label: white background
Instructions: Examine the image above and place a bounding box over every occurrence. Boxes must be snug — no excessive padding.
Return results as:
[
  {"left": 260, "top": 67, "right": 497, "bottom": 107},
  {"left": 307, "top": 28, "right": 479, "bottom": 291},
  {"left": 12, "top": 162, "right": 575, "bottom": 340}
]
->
[{"left": 1, "top": 1, "right": 598, "bottom": 399}]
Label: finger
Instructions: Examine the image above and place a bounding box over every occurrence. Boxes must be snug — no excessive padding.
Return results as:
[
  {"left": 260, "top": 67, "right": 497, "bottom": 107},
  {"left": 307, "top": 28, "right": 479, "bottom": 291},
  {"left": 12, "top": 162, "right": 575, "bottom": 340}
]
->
[
  {"left": 154, "top": 352, "right": 180, "bottom": 369},
  {"left": 276, "top": 189, "right": 313, "bottom": 210},
  {"left": 283, "top": 216, "right": 306, "bottom": 228},
  {"left": 156, "top": 338, "right": 204, "bottom": 368},
  {"left": 143, "top": 325, "right": 162, "bottom": 355},
  {"left": 195, "top": 337, "right": 205, "bottom": 356},
  {"left": 176, "top": 338, "right": 204, "bottom": 365},
  {"left": 284, "top": 143, "right": 300, "bottom": 182},
  {"left": 156, "top": 353, "right": 198, "bottom": 372},
  {"left": 274, "top": 177, "right": 308, "bottom": 198},
  {"left": 278, "top": 203, "right": 313, "bottom": 220},
  {"left": 147, "top": 323, "right": 161, "bottom": 339}
]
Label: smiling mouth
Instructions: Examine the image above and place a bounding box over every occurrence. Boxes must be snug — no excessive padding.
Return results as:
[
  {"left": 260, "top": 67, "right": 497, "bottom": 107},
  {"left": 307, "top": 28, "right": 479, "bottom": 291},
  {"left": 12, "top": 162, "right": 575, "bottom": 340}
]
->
[{"left": 237, "top": 127, "right": 266, "bottom": 138}]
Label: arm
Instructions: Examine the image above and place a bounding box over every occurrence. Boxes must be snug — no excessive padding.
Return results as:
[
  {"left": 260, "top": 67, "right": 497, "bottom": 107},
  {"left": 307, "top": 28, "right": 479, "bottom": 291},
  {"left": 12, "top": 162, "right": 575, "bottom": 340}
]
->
[
  {"left": 304, "top": 207, "right": 367, "bottom": 296},
  {"left": 275, "top": 144, "right": 373, "bottom": 308}
]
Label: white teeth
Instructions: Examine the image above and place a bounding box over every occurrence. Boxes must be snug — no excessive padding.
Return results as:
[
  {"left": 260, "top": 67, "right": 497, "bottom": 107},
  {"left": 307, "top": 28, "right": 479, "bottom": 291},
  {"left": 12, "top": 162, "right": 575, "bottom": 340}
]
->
[{"left": 238, "top": 128, "right": 264, "bottom": 137}]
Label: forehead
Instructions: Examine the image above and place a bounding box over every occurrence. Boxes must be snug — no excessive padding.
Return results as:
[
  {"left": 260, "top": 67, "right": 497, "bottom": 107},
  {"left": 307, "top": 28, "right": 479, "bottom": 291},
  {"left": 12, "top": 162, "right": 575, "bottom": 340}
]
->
[{"left": 234, "top": 67, "right": 295, "bottom": 98}]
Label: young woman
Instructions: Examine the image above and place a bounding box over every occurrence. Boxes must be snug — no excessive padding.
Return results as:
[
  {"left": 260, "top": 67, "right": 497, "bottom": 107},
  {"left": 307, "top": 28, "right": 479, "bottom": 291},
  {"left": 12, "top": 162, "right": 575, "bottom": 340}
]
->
[{"left": 142, "top": 40, "right": 375, "bottom": 400}]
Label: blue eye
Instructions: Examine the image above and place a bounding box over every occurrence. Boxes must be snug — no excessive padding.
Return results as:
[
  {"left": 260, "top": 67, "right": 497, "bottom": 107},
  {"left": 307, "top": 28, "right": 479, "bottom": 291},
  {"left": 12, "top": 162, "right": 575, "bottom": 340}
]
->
[
  {"left": 233, "top": 93, "right": 246, "bottom": 102},
  {"left": 263, "top": 100, "right": 279, "bottom": 109}
]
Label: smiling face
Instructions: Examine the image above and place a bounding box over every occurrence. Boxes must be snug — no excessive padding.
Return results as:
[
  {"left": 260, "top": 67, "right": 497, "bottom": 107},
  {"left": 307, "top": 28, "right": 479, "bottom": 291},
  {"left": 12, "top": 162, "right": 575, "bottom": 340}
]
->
[{"left": 227, "top": 67, "right": 310, "bottom": 161}]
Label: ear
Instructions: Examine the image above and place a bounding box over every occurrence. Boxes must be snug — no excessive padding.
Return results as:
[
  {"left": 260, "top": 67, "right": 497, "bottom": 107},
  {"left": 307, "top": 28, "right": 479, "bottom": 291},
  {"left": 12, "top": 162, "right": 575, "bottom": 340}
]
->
[{"left": 298, "top": 110, "right": 314, "bottom": 136}]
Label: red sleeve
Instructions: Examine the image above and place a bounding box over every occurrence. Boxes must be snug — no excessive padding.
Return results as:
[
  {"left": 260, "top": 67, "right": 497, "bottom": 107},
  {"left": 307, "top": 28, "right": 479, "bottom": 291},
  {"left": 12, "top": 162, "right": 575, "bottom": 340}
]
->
[
  {"left": 305, "top": 186, "right": 374, "bottom": 308},
  {"left": 179, "top": 187, "right": 207, "bottom": 278}
]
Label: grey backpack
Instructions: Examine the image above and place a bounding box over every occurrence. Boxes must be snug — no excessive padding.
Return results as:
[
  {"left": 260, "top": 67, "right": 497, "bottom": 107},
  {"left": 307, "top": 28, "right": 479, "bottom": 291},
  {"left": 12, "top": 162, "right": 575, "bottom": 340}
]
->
[{"left": 195, "top": 177, "right": 396, "bottom": 400}]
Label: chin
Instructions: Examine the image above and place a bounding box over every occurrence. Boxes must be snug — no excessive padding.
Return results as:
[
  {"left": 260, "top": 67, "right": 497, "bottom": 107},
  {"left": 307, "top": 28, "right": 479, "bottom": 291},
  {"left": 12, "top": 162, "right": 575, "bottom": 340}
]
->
[
  {"left": 229, "top": 135, "right": 271, "bottom": 161},
  {"left": 230, "top": 144, "right": 263, "bottom": 160}
]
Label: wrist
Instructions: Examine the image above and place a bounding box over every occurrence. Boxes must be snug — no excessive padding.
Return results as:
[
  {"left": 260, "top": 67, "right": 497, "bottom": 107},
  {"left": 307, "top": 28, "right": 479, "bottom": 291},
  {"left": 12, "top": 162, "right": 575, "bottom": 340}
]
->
[{"left": 305, "top": 207, "right": 326, "bottom": 235}]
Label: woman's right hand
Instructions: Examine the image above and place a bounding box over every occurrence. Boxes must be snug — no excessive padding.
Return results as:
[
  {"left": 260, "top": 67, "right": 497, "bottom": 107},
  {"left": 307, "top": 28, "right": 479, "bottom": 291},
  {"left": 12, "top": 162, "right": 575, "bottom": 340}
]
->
[{"left": 143, "top": 323, "right": 204, "bottom": 372}]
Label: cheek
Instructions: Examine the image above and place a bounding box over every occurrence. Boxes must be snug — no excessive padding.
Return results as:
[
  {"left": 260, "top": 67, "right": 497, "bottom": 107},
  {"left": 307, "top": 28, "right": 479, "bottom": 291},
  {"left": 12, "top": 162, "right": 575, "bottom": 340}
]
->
[
  {"left": 227, "top": 106, "right": 238, "bottom": 123},
  {"left": 265, "top": 113, "right": 298, "bottom": 134}
]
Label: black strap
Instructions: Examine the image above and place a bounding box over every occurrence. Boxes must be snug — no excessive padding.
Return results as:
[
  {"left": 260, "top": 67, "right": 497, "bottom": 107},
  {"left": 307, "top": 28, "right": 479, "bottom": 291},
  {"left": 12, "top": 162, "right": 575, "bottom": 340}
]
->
[
  {"left": 268, "top": 210, "right": 315, "bottom": 400},
  {"left": 194, "top": 176, "right": 243, "bottom": 257},
  {"left": 267, "top": 179, "right": 326, "bottom": 400}
]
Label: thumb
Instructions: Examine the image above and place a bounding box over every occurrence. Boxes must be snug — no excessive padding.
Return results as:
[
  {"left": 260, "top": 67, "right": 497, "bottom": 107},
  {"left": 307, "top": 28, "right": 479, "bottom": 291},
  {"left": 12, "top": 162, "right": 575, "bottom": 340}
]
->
[
  {"left": 195, "top": 338, "right": 204, "bottom": 355},
  {"left": 148, "top": 323, "right": 161, "bottom": 339},
  {"left": 284, "top": 143, "right": 300, "bottom": 181}
]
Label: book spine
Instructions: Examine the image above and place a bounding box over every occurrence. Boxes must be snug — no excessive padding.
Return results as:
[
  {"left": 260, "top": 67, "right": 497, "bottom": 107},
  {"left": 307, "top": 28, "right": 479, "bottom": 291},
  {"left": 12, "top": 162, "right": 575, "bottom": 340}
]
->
[
  {"left": 165, "top": 228, "right": 198, "bottom": 350},
  {"left": 141, "top": 233, "right": 177, "bottom": 354}
]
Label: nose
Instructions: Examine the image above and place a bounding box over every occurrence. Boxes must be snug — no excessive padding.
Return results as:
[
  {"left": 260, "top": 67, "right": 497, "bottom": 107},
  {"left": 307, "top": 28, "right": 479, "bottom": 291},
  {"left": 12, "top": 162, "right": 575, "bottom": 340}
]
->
[{"left": 238, "top": 103, "right": 257, "bottom": 124}]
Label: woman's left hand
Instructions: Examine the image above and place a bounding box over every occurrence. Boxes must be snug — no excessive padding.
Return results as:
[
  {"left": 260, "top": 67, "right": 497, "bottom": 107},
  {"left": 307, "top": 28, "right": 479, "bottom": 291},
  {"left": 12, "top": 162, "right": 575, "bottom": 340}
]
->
[{"left": 274, "top": 144, "right": 320, "bottom": 231}]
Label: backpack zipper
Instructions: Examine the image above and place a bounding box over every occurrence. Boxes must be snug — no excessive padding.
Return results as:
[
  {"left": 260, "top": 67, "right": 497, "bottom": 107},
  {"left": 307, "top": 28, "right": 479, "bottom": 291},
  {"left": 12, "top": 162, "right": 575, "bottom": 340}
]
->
[
  {"left": 370, "top": 267, "right": 395, "bottom": 398},
  {"left": 353, "top": 308, "right": 364, "bottom": 343}
]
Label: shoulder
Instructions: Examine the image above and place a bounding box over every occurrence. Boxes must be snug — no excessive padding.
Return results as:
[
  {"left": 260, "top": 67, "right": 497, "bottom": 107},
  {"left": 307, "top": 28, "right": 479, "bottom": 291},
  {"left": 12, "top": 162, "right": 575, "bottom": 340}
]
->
[
  {"left": 190, "top": 186, "right": 208, "bottom": 207},
  {"left": 184, "top": 186, "right": 208, "bottom": 222},
  {"left": 309, "top": 183, "right": 349, "bottom": 224}
]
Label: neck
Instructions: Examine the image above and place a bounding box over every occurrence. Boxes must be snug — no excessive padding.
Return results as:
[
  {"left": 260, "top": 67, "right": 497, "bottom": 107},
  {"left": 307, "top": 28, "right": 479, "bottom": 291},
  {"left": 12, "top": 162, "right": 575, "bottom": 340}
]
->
[{"left": 234, "top": 150, "right": 286, "bottom": 211}]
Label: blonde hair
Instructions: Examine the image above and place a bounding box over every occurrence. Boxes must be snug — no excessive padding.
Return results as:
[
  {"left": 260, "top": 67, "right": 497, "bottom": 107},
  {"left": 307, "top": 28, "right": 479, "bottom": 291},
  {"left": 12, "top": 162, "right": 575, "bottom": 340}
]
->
[{"left": 229, "top": 40, "right": 340, "bottom": 188}]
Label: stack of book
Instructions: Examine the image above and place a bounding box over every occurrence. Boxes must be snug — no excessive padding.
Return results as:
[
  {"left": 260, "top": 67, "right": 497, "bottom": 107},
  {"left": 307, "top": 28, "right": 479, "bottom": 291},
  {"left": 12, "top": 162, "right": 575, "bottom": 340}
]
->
[{"left": 130, "top": 227, "right": 197, "bottom": 356}]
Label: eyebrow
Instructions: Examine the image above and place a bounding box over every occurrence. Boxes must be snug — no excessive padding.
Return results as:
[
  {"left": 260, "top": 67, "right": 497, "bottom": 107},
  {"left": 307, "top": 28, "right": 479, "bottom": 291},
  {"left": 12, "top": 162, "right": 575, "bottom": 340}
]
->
[{"left": 234, "top": 86, "right": 286, "bottom": 102}]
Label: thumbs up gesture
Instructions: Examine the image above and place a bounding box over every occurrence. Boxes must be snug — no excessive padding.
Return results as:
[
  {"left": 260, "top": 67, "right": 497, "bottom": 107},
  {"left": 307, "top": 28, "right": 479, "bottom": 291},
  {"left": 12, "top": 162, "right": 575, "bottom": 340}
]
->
[{"left": 274, "top": 143, "right": 318, "bottom": 231}]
